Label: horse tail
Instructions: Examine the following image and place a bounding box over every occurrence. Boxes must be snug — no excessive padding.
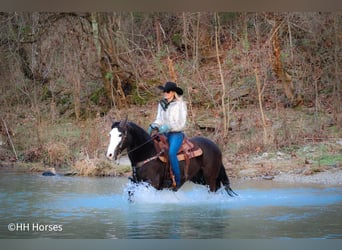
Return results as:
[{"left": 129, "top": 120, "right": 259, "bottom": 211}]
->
[{"left": 219, "top": 164, "right": 238, "bottom": 197}]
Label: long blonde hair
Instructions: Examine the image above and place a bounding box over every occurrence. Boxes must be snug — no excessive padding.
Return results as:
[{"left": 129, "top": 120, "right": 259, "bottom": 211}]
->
[{"left": 174, "top": 92, "right": 184, "bottom": 101}]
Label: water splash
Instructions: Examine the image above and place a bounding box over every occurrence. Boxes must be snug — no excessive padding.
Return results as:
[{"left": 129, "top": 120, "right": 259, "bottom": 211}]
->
[
  {"left": 123, "top": 182, "right": 231, "bottom": 205},
  {"left": 122, "top": 181, "right": 342, "bottom": 209}
]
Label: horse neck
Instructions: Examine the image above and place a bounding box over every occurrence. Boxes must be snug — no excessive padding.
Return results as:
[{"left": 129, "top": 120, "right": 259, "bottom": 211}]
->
[{"left": 127, "top": 123, "right": 156, "bottom": 165}]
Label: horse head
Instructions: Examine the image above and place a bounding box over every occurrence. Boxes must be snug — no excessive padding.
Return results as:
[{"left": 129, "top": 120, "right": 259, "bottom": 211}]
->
[{"left": 106, "top": 117, "right": 128, "bottom": 160}]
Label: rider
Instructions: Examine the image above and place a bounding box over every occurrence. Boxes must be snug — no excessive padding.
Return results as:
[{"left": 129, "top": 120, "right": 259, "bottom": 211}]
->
[{"left": 148, "top": 81, "right": 187, "bottom": 189}]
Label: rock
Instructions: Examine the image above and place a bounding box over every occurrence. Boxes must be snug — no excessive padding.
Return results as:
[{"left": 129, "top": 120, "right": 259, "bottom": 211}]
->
[
  {"left": 64, "top": 172, "right": 78, "bottom": 176},
  {"left": 262, "top": 175, "right": 274, "bottom": 180},
  {"left": 42, "top": 167, "right": 56, "bottom": 176}
]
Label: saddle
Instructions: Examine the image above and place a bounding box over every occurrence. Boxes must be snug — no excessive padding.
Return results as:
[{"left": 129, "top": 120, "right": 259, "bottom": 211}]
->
[
  {"left": 153, "top": 133, "right": 203, "bottom": 185},
  {"left": 154, "top": 134, "right": 203, "bottom": 163}
]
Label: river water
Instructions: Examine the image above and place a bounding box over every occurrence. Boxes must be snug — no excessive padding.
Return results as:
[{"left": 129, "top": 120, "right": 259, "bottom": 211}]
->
[{"left": 0, "top": 172, "right": 341, "bottom": 239}]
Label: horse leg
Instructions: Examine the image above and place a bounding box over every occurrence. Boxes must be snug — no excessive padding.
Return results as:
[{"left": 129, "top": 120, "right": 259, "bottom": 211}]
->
[
  {"left": 203, "top": 164, "right": 220, "bottom": 192},
  {"left": 218, "top": 164, "right": 238, "bottom": 196},
  {"left": 203, "top": 160, "right": 237, "bottom": 196},
  {"left": 208, "top": 180, "right": 219, "bottom": 192},
  {"left": 204, "top": 157, "right": 222, "bottom": 192}
]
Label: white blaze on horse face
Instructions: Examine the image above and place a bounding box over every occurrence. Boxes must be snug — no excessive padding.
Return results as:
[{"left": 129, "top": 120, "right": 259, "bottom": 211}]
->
[{"left": 106, "top": 127, "right": 122, "bottom": 160}]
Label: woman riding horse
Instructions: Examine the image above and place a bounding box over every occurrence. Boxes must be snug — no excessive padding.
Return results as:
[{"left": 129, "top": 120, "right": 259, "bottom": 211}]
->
[
  {"left": 148, "top": 81, "right": 187, "bottom": 189},
  {"left": 106, "top": 119, "right": 237, "bottom": 196}
]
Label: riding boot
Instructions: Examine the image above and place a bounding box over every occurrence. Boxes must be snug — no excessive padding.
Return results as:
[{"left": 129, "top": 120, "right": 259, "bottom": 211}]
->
[
  {"left": 174, "top": 173, "right": 181, "bottom": 188},
  {"left": 170, "top": 168, "right": 181, "bottom": 191},
  {"left": 171, "top": 174, "right": 181, "bottom": 192}
]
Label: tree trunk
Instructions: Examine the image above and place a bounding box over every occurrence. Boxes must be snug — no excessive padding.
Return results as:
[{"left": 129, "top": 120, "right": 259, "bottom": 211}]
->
[
  {"left": 215, "top": 13, "right": 229, "bottom": 138},
  {"left": 91, "top": 13, "right": 132, "bottom": 109},
  {"left": 270, "top": 17, "right": 299, "bottom": 107},
  {"left": 333, "top": 13, "right": 341, "bottom": 121},
  {"left": 72, "top": 73, "right": 81, "bottom": 121}
]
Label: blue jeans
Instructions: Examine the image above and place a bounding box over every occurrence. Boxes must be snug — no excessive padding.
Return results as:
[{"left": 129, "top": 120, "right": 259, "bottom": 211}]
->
[{"left": 166, "top": 132, "right": 184, "bottom": 187}]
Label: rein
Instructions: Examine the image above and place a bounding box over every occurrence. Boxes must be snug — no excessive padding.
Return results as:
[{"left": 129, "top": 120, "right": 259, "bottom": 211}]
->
[
  {"left": 126, "top": 134, "right": 157, "bottom": 155},
  {"left": 116, "top": 134, "right": 158, "bottom": 162},
  {"left": 131, "top": 148, "right": 165, "bottom": 183},
  {"left": 124, "top": 134, "right": 163, "bottom": 183},
  {"left": 135, "top": 149, "right": 164, "bottom": 168}
]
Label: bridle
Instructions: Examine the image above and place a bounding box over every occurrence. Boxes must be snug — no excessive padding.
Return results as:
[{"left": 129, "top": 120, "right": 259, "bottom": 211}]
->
[
  {"left": 112, "top": 126, "right": 164, "bottom": 184},
  {"left": 115, "top": 129, "right": 127, "bottom": 157},
  {"left": 114, "top": 127, "right": 157, "bottom": 159}
]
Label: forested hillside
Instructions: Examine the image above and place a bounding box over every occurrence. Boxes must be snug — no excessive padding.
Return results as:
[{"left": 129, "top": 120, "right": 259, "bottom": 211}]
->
[{"left": 0, "top": 12, "right": 341, "bottom": 176}]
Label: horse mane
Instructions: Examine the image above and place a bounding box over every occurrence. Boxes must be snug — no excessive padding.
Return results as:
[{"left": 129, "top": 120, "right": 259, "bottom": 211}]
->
[
  {"left": 129, "top": 121, "right": 157, "bottom": 148},
  {"left": 127, "top": 122, "right": 151, "bottom": 142},
  {"left": 125, "top": 122, "right": 157, "bottom": 163}
]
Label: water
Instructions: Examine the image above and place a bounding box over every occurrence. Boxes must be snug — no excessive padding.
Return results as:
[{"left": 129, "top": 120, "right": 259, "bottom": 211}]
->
[{"left": 0, "top": 172, "right": 341, "bottom": 239}]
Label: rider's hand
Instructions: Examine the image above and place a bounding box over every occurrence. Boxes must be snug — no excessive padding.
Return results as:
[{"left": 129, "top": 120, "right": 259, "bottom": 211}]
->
[
  {"left": 158, "top": 124, "right": 170, "bottom": 133},
  {"left": 148, "top": 124, "right": 159, "bottom": 135}
]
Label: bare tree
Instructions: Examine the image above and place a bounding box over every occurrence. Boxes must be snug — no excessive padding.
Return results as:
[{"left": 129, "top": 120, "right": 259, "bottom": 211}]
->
[{"left": 214, "top": 13, "right": 229, "bottom": 137}]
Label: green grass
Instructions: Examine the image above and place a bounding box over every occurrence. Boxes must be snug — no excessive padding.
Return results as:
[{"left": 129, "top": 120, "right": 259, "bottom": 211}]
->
[{"left": 314, "top": 154, "right": 342, "bottom": 167}]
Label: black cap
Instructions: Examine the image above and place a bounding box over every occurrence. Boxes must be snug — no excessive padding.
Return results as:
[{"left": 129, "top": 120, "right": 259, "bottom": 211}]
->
[{"left": 158, "top": 81, "right": 183, "bottom": 95}]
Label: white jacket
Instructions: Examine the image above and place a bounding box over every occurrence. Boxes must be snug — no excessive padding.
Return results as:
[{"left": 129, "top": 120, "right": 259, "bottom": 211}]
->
[{"left": 152, "top": 99, "right": 187, "bottom": 132}]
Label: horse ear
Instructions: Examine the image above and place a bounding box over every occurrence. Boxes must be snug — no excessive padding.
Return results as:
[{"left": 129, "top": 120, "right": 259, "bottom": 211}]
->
[
  {"left": 108, "top": 115, "right": 115, "bottom": 128},
  {"left": 119, "top": 115, "right": 128, "bottom": 128},
  {"left": 109, "top": 115, "right": 115, "bottom": 124}
]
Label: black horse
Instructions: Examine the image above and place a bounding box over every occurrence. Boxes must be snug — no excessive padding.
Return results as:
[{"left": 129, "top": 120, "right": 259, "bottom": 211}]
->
[{"left": 106, "top": 119, "right": 237, "bottom": 197}]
